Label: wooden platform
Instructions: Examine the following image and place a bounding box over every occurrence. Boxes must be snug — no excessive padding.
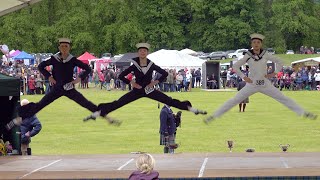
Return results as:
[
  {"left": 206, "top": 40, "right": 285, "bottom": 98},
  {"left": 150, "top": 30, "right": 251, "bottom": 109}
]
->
[{"left": 1, "top": 152, "right": 320, "bottom": 179}]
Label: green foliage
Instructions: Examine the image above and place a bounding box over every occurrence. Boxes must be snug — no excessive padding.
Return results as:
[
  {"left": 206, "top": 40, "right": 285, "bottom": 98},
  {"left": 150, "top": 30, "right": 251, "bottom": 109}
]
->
[{"left": 0, "top": 0, "right": 319, "bottom": 55}]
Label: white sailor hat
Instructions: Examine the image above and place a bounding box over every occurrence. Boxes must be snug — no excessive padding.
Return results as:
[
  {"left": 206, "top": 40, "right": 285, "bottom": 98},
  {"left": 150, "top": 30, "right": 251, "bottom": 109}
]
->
[
  {"left": 136, "top": 43, "right": 150, "bottom": 50},
  {"left": 20, "top": 99, "right": 29, "bottom": 106},
  {"left": 58, "top": 38, "right": 71, "bottom": 44},
  {"left": 250, "top": 33, "right": 265, "bottom": 41}
]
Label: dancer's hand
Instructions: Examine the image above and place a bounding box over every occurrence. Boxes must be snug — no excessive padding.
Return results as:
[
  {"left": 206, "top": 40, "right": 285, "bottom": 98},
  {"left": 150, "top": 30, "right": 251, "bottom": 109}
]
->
[
  {"left": 243, "top": 77, "right": 252, "bottom": 83},
  {"left": 147, "top": 80, "right": 159, "bottom": 88},
  {"left": 72, "top": 77, "right": 81, "bottom": 84},
  {"left": 265, "top": 73, "right": 276, "bottom": 78},
  {"left": 25, "top": 131, "right": 30, "bottom": 137},
  {"left": 131, "top": 81, "right": 142, "bottom": 89},
  {"left": 49, "top": 76, "right": 56, "bottom": 85}
]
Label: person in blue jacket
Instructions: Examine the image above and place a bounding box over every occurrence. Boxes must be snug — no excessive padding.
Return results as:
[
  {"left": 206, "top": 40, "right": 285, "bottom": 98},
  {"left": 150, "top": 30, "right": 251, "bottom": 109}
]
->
[{"left": 19, "top": 99, "right": 42, "bottom": 155}]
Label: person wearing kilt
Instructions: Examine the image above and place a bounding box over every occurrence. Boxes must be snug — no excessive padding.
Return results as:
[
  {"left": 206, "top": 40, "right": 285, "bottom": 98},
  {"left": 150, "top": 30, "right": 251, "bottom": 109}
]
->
[
  {"left": 160, "top": 104, "right": 178, "bottom": 153},
  {"left": 237, "top": 79, "right": 248, "bottom": 112}
]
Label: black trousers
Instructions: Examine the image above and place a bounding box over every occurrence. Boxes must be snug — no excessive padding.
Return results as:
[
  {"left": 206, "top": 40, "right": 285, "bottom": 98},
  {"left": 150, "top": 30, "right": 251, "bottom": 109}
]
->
[
  {"left": 19, "top": 86, "right": 98, "bottom": 118},
  {"left": 98, "top": 88, "right": 192, "bottom": 116}
]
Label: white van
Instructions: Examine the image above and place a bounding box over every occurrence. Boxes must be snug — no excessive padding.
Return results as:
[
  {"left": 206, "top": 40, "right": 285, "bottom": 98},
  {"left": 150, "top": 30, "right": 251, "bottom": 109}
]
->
[{"left": 228, "top": 49, "right": 248, "bottom": 59}]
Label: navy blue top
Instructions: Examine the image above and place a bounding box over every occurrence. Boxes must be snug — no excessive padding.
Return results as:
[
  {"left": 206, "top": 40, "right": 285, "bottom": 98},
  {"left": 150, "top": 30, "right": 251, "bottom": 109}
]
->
[
  {"left": 20, "top": 115, "right": 42, "bottom": 139},
  {"left": 38, "top": 53, "right": 91, "bottom": 86},
  {"left": 159, "top": 105, "right": 176, "bottom": 135},
  {"left": 119, "top": 57, "right": 168, "bottom": 88}
]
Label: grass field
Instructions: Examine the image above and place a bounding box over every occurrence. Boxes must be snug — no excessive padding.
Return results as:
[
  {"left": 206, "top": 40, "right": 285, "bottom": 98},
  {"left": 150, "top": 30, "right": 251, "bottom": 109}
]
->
[
  {"left": 22, "top": 87, "right": 320, "bottom": 155},
  {"left": 219, "top": 54, "right": 320, "bottom": 66}
]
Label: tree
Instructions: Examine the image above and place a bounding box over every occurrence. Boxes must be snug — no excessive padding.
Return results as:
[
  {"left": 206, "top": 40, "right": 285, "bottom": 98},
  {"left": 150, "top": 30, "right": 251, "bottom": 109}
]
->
[{"left": 271, "top": 0, "right": 320, "bottom": 52}]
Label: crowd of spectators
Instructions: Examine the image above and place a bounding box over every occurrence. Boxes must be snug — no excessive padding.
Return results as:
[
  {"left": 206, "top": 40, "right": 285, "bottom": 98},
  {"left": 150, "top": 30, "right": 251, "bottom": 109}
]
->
[
  {"left": 1, "top": 60, "right": 319, "bottom": 95},
  {"left": 222, "top": 65, "right": 320, "bottom": 91}
]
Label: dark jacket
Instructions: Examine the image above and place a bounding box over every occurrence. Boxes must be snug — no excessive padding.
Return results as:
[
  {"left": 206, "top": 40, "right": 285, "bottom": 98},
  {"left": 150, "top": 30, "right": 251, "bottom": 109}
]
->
[
  {"left": 129, "top": 170, "right": 159, "bottom": 180},
  {"left": 159, "top": 105, "right": 176, "bottom": 136},
  {"left": 119, "top": 57, "right": 168, "bottom": 88},
  {"left": 20, "top": 115, "right": 42, "bottom": 144},
  {"left": 38, "top": 53, "right": 91, "bottom": 86}
]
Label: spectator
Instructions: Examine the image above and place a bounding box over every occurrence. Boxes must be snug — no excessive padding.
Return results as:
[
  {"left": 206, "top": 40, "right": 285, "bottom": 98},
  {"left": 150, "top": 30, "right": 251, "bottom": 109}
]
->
[
  {"left": 129, "top": 153, "right": 159, "bottom": 180},
  {"left": 28, "top": 75, "right": 36, "bottom": 95},
  {"left": 104, "top": 71, "right": 112, "bottom": 91},
  {"left": 194, "top": 68, "right": 201, "bottom": 88},
  {"left": 126, "top": 72, "right": 133, "bottom": 91},
  {"left": 93, "top": 70, "right": 99, "bottom": 87},
  {"left": 19, "top": 99, "right": 42, "bottom": 155},
  {"left": 207, "top": 73, "right": 217, "bottom": 89},
  {"left": 175, "top": 71, "right": 183, "bottom": 92},
  {"left": 237, "top": 79, "right": 248, "bottom": 112},
  {"left": 168, "top": 69, "right": 175, "bottom": 92},
  {"left": 185, "top": 71, "right": 192, "bottom": 91},
  {"left": 35, "top": 74, "right": 44, "bottom": 94},
  {"left": 159, "top": 104, "right": 180, "bottom": 154},
  {"left": 314, "top": 70, "right": 320, "bottom": 87},
  {"left": 221, "top": 69, "right": 227, "bottom": 89}
]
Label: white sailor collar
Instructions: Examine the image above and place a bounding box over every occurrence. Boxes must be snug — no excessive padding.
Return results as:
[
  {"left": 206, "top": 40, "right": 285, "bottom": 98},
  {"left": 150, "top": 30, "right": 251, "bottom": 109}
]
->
[
  {"left": 130, "top": 58, "right": 154, "bottom": 75},
  {"left": 53, "top": 52, "right": 74, "bottom": 63},
  {"left": 246, "top": 49, "right": 266, "bottom": 61}
]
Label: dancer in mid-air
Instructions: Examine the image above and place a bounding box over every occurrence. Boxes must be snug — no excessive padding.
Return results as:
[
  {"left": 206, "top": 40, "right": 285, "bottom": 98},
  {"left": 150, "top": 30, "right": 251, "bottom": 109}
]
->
[
  {"left": 84, "top": 43, "right": 207, "bottom": 121},
  {"left": 11, "top": 38, "right": 119, "bottom": 126},
  {"left": 204, "top": 33, "right": 317, "bottom": 123}
]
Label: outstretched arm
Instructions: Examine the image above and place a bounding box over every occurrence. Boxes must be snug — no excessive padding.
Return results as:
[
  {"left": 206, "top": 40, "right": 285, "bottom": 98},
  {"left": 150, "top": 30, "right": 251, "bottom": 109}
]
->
[{"left": 38, "top": 58, "right": 53, "bottom": 79}]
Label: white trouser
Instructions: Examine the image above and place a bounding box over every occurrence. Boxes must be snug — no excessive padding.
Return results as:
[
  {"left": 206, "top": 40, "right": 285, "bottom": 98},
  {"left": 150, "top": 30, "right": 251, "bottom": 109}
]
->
[{"left": 213, "top": 82, "right": 305, "bottom": 118}]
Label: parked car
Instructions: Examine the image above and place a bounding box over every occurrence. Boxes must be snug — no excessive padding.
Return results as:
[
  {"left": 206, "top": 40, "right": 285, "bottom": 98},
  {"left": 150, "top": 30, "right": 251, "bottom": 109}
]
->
[
  {"left": 228, "top": 49, "right": 248, "bottom": 58},
  {"left": 267, "top": 48, "right": 275, "bottom": 54},
  {"left": 286, "top": 50, "right": 294, "bottom": 54},
  {"left": 205, "top": 51, "right": 227, "bottom": 60},
  {"left": 225, "top": 50, "right": 235, "bottom": 58},
  {"left": 101, "top": 52, "right": 112, "bottom": 59},
  {"left": 315, "top": 48, "right": 320, "bottom": 54},
  {"left": 198, "top": 53, "right": 210, "bottom": 59}
]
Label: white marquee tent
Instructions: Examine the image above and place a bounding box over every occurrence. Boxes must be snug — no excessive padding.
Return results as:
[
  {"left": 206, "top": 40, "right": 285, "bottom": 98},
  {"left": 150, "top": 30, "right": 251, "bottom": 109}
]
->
[
  {"left": 147, "top": 49, "right": 204, "bottom": 69},
  {"left": 179, "top": 48, "right": 197, "bottom": 56}
]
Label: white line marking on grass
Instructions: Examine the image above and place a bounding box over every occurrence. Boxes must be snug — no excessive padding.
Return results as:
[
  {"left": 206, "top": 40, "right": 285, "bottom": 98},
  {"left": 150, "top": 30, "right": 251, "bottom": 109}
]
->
[
  {"left": 280, "top": 157, "right": 289, "bottom": 168},
  {"left": 198, "top": 157, "right": 208, "bottom": 177},
  {"left": 18, "top": 159, "right": 61, "bottom": 179},
  {"left": 117, "top": 158, "right": 134, "bottom": 170}
]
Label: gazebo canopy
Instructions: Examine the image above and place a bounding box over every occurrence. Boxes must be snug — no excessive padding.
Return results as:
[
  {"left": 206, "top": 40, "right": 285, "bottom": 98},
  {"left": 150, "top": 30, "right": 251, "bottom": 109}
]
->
[
  {"left": 78, "top": 52, "right": 97, "bottom": 64},
  {"left": 0, "top": 0, "right": 43, "bottom": 17},
  {"left": 0, "top": 73, "right": 20, "bottom": 96},
  {"left": 291, "top": 57, "right": 320, "bottom": 66},
  {"left": 13, "top": 51, "right": 34, "bottom": 60}
]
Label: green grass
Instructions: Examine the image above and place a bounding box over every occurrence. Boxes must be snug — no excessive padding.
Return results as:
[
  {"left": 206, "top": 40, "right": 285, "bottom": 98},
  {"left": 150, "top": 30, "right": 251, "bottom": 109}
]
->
[
  {"left": 22, "top": 87, "right": 320, "bottom": 155},
  {"left": 218, "top": 54, "right": 319, "bottom": 66}
]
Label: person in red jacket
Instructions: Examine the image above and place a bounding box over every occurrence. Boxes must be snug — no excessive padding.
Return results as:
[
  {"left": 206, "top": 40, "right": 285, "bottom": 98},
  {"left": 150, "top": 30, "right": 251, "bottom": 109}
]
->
[
  {"left": 28, "top": 75, "right": 36, "bottom": 95},
  {"left": 126, "top": 72, "right": 133, "bottom": 90}
]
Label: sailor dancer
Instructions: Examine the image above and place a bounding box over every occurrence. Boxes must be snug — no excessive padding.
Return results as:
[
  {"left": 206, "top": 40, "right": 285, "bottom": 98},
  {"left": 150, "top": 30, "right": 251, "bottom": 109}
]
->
[{"left": 205, "top": 33, "right": 317, "bottom": 123}]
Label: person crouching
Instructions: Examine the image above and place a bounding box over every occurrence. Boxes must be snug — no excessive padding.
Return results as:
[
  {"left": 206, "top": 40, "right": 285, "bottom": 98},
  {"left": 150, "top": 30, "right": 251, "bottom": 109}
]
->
[{"left": 20, "top": 99, "right": 42, "bottom": 155}]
